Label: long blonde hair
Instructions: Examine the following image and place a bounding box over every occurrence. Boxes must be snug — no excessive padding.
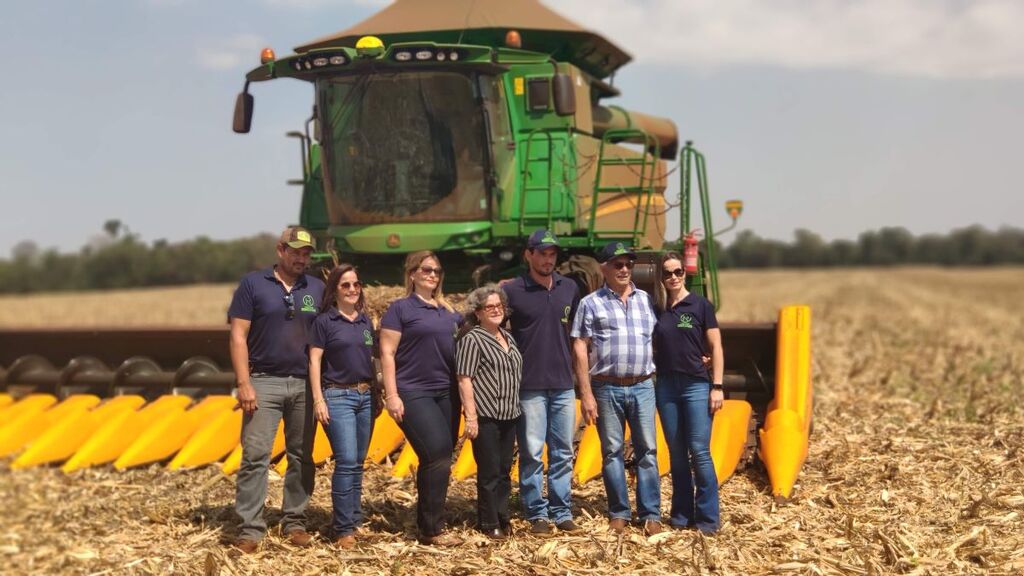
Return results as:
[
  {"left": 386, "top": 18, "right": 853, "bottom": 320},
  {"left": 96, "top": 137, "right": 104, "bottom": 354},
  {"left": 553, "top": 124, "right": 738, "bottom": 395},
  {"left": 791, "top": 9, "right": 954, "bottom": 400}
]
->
[{"left": 403, "top": 250, "right": 453, "bottom": 312}]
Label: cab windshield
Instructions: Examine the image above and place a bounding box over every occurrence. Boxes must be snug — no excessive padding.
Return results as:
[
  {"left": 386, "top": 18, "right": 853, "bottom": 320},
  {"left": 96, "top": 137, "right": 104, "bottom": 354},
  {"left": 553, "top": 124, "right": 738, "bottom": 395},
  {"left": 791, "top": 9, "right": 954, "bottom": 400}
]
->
[{"left": 318, "top": 71, "right": 490, "bottom": 224}]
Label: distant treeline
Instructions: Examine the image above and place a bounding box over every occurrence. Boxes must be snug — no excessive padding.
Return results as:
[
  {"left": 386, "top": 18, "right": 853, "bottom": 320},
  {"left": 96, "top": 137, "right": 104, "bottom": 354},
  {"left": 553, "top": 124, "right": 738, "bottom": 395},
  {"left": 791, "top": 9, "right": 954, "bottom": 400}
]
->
[
  {"left": 715, "top": 225, "right": 1024, "bottom": 268},
  {"left": 1, "top": 224, "right": 1021, "bottom": 294}
]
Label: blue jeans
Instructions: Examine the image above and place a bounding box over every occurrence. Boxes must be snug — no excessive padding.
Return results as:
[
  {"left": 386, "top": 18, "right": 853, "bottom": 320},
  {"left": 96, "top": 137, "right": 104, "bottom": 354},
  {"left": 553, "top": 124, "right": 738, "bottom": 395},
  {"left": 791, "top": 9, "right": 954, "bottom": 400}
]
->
[
  {"left": 324, "top": 387, "right": 372, "bottom": 537},
  {"left": 592, "top": 378, "right": 661, "bottom": 521},
  {"left": 655, "top": 373, "right": 719, "bottom": 532},
  {"left": 517, "top": 388, "right": 576, "bottom": 523}
]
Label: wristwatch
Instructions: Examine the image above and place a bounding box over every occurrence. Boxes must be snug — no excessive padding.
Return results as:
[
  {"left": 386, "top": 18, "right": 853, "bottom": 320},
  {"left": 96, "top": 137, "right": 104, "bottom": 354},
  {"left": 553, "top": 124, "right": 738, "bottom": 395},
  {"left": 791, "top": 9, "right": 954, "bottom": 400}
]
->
[{"left": 711, "top": 383, "right": 724, "bottom": 391}]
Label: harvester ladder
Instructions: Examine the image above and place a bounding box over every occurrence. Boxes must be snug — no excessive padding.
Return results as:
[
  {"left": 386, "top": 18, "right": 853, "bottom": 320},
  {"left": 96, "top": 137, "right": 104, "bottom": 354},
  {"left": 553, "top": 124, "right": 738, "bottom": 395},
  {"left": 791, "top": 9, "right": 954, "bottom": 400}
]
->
[
  {"left": 518, "top": 128, "right": 561, "bottom": 235},
  {"left": 587, "top": 128, "right": 660, "bottom": 247},
  {"left": 680, "top": 142, "right": 721, "bottom": 308}
]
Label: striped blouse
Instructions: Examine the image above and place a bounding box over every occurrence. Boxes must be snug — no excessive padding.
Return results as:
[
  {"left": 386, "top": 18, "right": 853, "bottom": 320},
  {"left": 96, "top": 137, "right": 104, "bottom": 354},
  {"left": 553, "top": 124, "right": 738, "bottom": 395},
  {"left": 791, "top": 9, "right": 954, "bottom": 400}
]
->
[{"left": 455, "top": 325, "right": 523, "bottom": 420}]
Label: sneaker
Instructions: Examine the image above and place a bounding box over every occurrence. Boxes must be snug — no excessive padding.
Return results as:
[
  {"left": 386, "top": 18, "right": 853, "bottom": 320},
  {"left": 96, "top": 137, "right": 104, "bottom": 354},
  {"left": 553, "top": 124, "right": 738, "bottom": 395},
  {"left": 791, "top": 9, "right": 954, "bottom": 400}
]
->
[
  {"left": 608, "top": 518, "right": 628, "bottom": 533},
  {"left": 643, "top": 520, "right": 666, "bottom": 536},
  {"left": 530, "top": 519, "right": 553, "bottom": 534},
  {"left": 556, "top": 519, "right": 580, "bottom": 533}
]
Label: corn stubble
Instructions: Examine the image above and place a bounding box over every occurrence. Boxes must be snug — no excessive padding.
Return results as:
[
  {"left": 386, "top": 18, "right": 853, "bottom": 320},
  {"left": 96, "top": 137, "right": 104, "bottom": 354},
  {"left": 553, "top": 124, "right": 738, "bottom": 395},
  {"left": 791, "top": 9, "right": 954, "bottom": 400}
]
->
[{"left": 0, "top": 267, "right": 1022, "bottom": 575}]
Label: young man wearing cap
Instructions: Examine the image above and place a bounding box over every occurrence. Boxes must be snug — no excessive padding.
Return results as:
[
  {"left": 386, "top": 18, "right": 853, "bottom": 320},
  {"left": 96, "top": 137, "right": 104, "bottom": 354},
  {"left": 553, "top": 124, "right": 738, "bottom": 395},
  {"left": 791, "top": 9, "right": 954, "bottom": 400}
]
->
[
  {"left": 502, "top": 229, "right": 582, "bottom": 534},
  {"left": 570, "top": 241, "right": 664, "bottom": 536},
  {"left": 228, "top": 226, "right": 326, "bottom": 553}
]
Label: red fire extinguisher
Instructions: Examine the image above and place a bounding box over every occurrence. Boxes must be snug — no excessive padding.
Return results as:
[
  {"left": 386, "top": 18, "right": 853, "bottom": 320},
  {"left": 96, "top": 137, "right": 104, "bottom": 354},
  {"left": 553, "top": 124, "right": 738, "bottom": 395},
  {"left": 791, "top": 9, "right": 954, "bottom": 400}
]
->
[{"left": 683, "top": 230, "right": 701, "bottom": 274}]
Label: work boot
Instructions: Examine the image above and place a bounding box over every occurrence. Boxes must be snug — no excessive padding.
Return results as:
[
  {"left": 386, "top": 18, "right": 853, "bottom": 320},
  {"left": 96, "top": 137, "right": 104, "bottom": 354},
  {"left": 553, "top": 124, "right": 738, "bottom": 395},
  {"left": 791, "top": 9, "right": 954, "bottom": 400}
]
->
[
  {"left": 333, "top": 535, "right": 356, "bottom": 549},
  {"left": 643, "top": 520, "right": 666, "bottom": 536},
  {"left": 285, "top": 528, "right": 314, "bottom": 547},
  {"left": 418, "top": 532, "right": 463, "bottom": 547},
  {"left": 233, "top": 539, "right": 259, "bottom": 554},
  {"left": 608, "top": 518, "right": 628, "bottom": 533},
  {"left": 556, "top": 519, "right": 580, "bottom": 533},
  {"left": 530, "top": 519, "right": 553, "bottom": 535}
]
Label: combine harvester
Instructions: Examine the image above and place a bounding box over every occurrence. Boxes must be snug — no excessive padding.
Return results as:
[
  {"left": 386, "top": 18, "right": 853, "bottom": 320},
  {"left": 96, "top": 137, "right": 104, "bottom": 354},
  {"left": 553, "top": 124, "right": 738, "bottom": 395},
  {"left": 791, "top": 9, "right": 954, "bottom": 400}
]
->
[{"left": 0, "top": 0, "right": 811, "bottom": 502}]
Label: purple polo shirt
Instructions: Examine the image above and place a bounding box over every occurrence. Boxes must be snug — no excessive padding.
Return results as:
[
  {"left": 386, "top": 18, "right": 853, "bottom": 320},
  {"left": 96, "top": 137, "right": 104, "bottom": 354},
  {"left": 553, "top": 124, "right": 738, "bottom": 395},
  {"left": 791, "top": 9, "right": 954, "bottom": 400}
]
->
[
  {"left": 227, "top": 267, "right": 325, "bottom": 377},
  {"left": 380, "top": 295, "right": 461, "bottom": 392},
  {"left": 502, "top": 272, "right": 580, "bottom": 391},
  {"left": 653, "top": 293, "right": 719, "bottom": 379},
  {"left": 309, "top": 308, "right": 375, "bottom": 384}
]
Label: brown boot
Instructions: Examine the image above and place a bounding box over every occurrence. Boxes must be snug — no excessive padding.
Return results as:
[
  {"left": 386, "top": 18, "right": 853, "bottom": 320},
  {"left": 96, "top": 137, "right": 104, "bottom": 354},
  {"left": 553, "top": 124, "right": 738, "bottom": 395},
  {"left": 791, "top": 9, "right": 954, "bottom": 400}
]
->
[
  {"left": 333, "top": 534, "right": 356, "bottom": 549},
  {"left": 285, "top": 528, "right": 314, "bottom": 547},
  {"left": 418, "top": 532, "right": 463, "bottom": 547},
  {"left": 608, "top": 518, "right": 628, "bottom": 533},
  {"left": 644, "top": 520, "right": 666, "bottom": 536},
  {"left": 233, "top": 539, "right": 259, "bottom": 554}
]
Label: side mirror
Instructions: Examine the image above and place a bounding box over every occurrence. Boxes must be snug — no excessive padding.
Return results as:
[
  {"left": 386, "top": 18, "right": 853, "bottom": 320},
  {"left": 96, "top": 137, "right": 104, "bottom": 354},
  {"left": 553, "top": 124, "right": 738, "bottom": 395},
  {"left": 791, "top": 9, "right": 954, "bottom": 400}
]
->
[
  {"left": 233, "top": 92, "right": 254, "bottom": 134},
  {"left": 552, "top": 73, "right": 576, "bottom": 116}
]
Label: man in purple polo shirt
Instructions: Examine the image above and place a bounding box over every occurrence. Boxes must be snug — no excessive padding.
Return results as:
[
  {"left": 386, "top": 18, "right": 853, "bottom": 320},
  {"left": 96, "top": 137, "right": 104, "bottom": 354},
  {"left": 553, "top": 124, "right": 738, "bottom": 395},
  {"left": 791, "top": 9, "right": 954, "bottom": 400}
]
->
[
  {"left": 502, "top": 229, "right": 582, "bottom": 534},
  {"left": 228, "top": 226, "right": 325, "bottom": 553}
]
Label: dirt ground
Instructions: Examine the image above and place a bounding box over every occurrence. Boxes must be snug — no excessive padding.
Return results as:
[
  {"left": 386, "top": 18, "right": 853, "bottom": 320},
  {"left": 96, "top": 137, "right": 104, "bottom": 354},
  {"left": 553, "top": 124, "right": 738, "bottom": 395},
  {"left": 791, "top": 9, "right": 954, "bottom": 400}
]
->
[{"left": 1, "top": 267, "right": 1022, "bottom": 575}]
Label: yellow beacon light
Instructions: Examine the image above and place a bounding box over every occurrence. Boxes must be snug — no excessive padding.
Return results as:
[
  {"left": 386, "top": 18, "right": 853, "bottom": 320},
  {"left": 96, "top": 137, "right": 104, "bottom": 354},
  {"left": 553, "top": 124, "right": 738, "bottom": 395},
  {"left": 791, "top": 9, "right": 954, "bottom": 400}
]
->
[
  {"left": 260, "top": 47, "right": 276, "bottom": 64},
  {"left": 356, "top": 36, "right": 385, "bottom": 58}
]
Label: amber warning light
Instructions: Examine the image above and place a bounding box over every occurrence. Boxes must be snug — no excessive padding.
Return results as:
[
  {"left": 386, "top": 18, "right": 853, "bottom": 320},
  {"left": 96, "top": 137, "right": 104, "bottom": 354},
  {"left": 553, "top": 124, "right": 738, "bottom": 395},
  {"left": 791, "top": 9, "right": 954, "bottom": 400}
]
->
[{"left": 261, "top": 47, "right": 276, "bottom": 64}]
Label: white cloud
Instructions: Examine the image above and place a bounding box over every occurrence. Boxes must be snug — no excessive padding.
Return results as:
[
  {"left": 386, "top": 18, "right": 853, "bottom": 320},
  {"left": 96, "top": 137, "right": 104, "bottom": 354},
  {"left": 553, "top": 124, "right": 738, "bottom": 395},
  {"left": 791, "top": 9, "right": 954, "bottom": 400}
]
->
[
  {"left": 195, "top": 34, "right": 267, "bottom": 71},
  {"left": 554, "top": 0, "right": 1024, "bottom": 79}
]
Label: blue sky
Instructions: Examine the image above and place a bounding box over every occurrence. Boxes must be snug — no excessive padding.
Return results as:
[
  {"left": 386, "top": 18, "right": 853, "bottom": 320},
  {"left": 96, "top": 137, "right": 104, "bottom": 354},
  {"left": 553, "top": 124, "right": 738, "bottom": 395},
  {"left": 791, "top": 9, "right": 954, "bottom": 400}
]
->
[{"left": 2, "top": 0, "right": 1022, "bottom": 256}]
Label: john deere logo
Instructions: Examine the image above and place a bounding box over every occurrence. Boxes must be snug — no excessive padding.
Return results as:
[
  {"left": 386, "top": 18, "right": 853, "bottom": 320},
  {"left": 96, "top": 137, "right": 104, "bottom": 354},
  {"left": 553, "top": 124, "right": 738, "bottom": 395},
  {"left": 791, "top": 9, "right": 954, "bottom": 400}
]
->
[
  {"left": 296, "top": 230, "right": 311, "bottom": 243},
  {"left": 386, "top": 233, "right": 401, "bottom": 248},
  {"left": 614, "top": 243, "right": 628, "bottom": 256},
  {"left": 561, "top": 305, "right": 571, "bottom": 324},
  {"left": 677, "top": 313, "right": 695, "bottom": 329},
  {"left": 542, "top": 232, "right": 556, "bottom": 244},
  {"left": 301, "top": 294, "right": 317, "bottom": 313},
  {"left": 363, "top": 329, "right": 373, "bottom": 346}
]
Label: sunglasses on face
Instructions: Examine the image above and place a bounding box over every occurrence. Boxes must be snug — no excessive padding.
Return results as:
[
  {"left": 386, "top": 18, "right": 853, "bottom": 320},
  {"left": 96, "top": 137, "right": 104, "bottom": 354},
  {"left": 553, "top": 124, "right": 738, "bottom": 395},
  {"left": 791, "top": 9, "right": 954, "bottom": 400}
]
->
[
  {"left": 611, "top": 260, "right": 635, "bottom": 271},
  {"left": 283, "top": 293, "right": 295, "bottom": 320},
  {"left": 418, "top": 266, "right": 443, "bottom": 277},
  {"left": 662, "top": 268, "right": 685, "bottom": 279},
  {"left": 339, "top": 281, "right": 362, "bottom": 290},
  {"left": 480, "top": 303, "right": 504, "bottom": 313}
]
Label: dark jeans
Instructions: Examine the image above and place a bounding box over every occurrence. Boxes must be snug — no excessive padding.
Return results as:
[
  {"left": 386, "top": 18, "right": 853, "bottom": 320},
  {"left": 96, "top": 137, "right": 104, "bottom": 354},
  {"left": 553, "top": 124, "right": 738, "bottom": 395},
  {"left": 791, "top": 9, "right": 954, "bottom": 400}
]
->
[
  {"left": 397, "top": 387, "right": 455, "bottom": 537},
  {"left": 471, "top": 416, "right": 518, "bottom": 531}
]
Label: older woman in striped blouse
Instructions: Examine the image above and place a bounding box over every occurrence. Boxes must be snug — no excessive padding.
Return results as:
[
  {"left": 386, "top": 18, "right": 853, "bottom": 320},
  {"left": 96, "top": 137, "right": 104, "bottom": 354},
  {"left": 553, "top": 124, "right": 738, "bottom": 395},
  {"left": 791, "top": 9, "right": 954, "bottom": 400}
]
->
[{"left": 455, "top": 284, "right": 523, "bottom": 540}]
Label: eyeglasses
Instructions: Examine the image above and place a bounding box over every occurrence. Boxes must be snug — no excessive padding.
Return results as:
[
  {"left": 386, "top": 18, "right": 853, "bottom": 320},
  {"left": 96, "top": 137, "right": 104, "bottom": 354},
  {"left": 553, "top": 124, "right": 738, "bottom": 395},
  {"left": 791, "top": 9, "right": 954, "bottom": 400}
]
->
[
  {"left": 662, "top": 268, "right": 685, "bottom": 279},
  {"left": 419, "top": 266, "right": 443, "bottom": 277},
  {"left": 610, "top": 260, "right": 635, "bottom": 270},
  {"left": 283, "top": 293, "right": 295, "bottom": 320},
  {"left": 480, "top": 303, "right": 504, "bottom": 313},
  {"left": 339, "top": 281, "right": 362, "bottom": 290}
]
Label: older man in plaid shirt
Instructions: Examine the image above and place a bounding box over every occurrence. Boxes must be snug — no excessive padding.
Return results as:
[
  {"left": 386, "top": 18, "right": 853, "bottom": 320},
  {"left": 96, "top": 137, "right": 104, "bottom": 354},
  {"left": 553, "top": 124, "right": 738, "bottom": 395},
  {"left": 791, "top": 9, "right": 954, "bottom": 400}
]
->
[{"left": 571, "top": 241, "right": 664, "bottom": 536}]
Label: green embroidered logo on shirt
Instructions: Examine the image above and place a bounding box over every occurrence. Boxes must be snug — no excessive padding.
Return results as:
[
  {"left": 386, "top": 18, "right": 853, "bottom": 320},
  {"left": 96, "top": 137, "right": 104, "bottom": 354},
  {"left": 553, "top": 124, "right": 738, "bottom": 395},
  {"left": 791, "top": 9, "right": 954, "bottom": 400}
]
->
[
  {"left": 677, "top": 313, "right": 695, "bottom": 329},
  {"left": 363, "top": 329, "right": 373, "bottom": 346},
  {"left": 562, "top": 305, "right": 571, "bottom": 324},
  {"left": 301, "top": 294, "right": 317, "bottom": 313}
]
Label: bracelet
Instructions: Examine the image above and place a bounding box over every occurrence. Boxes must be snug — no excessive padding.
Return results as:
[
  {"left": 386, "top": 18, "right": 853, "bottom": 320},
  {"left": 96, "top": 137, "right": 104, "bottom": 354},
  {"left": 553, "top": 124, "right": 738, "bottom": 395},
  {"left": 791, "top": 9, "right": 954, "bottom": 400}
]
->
[
  {"left": 711, "top": 383, "right": 723, "bottom": 390},
  {"left": 314, "top": 398, "right": 326, "bottom": 406}
]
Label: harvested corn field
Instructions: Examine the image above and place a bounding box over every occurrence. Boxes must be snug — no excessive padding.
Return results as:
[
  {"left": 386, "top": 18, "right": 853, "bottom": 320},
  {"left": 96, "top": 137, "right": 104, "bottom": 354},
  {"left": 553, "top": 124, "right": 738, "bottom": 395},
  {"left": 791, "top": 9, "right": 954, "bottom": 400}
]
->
[{"left": 1, "top": 268, "right": 1023, "bottom": 575}]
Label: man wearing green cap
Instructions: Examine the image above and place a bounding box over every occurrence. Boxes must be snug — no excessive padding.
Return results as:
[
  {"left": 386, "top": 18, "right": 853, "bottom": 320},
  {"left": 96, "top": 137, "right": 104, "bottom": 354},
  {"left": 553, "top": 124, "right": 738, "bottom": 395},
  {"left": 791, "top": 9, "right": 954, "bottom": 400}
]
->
[{"left": 228, "top": 226, "right": 325, "bottom": 553}]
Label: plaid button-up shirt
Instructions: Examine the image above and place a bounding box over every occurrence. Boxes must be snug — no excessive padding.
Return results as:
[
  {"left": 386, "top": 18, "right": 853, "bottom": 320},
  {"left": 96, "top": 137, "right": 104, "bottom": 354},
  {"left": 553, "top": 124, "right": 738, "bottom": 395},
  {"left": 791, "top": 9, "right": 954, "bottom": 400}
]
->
[{"left": 570, "top": 284, "right": 656, "bottom": 378}]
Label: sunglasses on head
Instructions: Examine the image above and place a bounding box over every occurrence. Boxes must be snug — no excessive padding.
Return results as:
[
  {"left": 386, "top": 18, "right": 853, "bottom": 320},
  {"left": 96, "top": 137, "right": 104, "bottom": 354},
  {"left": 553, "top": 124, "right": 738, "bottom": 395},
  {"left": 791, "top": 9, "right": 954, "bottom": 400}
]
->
[
  {"left": 662, "top": 268, "right": 685, "bottom": 279},
  {"left": 339, "top": 281, "right": 362, "bottom": 290},
  {"left": 283, "top": 293, "right": 295, "bottom": 320},
  {"left": 610, "top": 259, "right": 635, "bottom": 270},
  {"left": 419, "top": 266, "right": 443, "bottom": 277}
]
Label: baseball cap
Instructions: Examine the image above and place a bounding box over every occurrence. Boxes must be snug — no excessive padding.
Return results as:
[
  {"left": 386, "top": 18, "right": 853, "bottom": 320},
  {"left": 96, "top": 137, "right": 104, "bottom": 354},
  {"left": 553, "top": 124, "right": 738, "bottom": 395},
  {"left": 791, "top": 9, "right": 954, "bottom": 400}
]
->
[
  {"left": 527, "top": 228, "right": 560, "bottom": 250},
  {"left": 279, "top": 226, "right": 315, "bottom": 250},
  {"left": 597, "top": 241, "right": 636, "bottom": 263}
]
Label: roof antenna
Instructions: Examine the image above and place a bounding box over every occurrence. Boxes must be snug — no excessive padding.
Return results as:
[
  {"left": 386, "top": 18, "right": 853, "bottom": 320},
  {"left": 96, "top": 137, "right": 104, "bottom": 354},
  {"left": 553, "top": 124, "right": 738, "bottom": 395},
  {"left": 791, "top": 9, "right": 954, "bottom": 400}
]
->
[{"left": 456, "top": 0, "right": 479, "bottom": 45}]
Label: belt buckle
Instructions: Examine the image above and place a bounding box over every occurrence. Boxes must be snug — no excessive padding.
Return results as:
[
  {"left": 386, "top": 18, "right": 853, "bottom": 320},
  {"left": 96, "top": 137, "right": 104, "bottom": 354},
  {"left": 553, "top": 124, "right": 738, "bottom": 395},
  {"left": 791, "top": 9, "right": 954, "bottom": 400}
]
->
[{"left": 356, "top": 382, "right": 370, "bottom": 394}]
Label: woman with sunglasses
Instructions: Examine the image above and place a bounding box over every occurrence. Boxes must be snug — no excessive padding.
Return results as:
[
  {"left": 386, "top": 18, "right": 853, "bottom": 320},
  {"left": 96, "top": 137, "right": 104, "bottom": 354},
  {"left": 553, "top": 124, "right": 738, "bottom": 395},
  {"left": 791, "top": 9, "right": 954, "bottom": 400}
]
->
[
  {"left": 308, "top": 264, "right": 376, "bottom": 549},
  {"left": 380, "top": 251, "right": 463, "bottom": 546},
  {"left": 652, "top": 251, "right": 725, "bottom": 534},
  {"left": 455, "top": 285, "right": 522, "bottom": 540}
]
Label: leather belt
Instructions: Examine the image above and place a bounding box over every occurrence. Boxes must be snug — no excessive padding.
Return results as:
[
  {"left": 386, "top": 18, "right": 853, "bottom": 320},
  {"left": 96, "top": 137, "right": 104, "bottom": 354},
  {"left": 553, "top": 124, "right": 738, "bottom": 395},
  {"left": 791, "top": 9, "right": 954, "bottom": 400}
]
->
[
  {"left": 593, "top": 373, "right": 654, "bottom": 386},
  {"left": 323, "top": 381, "right": 373, "bottom": 393}
]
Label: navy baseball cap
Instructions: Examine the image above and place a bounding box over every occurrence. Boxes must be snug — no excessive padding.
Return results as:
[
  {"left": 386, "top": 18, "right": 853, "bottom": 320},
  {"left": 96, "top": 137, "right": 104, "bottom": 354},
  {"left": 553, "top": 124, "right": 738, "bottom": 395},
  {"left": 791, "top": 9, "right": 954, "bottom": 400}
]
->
[
  {"left": 597, "top": 241, "right": 636, "bottom": 263},
  {"left": 527, "top": 229, "right": 560, "bottom": 250}
]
